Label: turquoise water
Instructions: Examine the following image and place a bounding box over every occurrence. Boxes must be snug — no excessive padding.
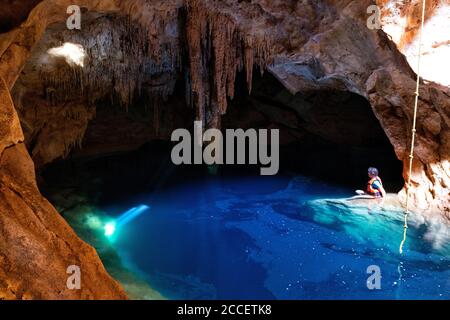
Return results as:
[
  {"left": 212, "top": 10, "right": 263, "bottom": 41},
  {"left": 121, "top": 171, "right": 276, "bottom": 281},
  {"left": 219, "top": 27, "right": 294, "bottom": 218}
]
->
[{"left": 104, "top": 174, "right": 449, "bottom": 299}]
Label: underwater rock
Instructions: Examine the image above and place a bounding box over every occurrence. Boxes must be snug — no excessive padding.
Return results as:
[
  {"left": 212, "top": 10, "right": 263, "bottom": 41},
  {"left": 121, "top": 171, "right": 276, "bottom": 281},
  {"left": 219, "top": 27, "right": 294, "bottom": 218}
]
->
[
  {"left": 307, "top": 194, "right": 413, "bottom": 222},
  {"left": 305, "top": 194, "right": 450, "bottom": 251}
]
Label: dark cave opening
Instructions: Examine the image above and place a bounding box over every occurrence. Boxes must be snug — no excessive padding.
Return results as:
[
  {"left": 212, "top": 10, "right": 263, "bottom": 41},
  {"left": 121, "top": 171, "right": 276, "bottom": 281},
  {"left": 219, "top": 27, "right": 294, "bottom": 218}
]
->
[
  {"left": 37, "top": 74, "right": 406, "bottom": 299},
  {"left": 8, "top": 10, "right": 403, "bottom": 205},
  {"left": 223, "top": 69, "right": 404, "bottom": 191},
  {"left": 39, "top": 67, "right": 404, "bottom": 209}
]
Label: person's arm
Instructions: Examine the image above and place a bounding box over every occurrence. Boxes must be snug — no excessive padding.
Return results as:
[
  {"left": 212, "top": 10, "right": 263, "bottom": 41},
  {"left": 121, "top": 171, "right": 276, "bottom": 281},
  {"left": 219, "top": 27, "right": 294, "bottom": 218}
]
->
[{"left": 381, "top": 186, "right": 386, "bottom": 197}]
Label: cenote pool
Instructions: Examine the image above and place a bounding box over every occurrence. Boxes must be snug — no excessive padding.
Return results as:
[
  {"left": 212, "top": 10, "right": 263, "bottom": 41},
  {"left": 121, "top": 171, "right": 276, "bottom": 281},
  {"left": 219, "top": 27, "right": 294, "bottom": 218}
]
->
[{"left": 95, "top": 174, "right": 449, "bottom": 300}]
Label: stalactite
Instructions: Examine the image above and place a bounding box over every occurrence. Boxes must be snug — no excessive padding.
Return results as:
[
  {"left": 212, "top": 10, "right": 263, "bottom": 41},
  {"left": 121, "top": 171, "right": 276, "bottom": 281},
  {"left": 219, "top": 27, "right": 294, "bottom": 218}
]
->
[
  {"left": 184, "top": 0, "right": 275, "bottom": 130},
  {"left": 35, "top": 0, "right": 276, "bottom": 137},
  {"left": 39, "top": 13, "right": 181, "bottom": 110},
  {"left": 244, "top": 43, "right": 254, "bottom": 95},
  {"left": 185, "top": 0, "right": 207, "bottom": 125}
]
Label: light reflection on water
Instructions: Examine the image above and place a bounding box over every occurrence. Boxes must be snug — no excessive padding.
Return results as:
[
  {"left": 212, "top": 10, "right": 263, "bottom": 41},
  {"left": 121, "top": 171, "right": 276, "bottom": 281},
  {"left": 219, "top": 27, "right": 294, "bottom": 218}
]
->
[{"left": 105, "top": 175, "right": 450, "bottom": 299}]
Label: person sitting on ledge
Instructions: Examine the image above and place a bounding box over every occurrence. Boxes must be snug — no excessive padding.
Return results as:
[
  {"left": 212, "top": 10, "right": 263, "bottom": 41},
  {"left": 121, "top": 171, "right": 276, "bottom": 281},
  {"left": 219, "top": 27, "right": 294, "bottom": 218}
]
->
[{"left": 355, "top": 167, "right": 386, "bottom": 198}]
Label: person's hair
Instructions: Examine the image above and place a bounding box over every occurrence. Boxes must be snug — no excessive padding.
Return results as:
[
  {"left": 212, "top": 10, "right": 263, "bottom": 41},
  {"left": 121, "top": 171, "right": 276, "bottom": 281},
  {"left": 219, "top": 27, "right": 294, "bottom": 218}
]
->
[{"left": 368, "top": 167, "right": 379, "bottom": 176}]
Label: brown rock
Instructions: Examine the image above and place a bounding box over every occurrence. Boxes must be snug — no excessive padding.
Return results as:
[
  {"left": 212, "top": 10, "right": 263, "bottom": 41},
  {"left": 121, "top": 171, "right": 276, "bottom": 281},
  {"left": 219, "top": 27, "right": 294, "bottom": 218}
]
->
[
  {"left": 0, "top": 76, "right": 23, "bottom": 154},
  {"left": 0, "top": 76, "right": 126, "bottom": 299}
]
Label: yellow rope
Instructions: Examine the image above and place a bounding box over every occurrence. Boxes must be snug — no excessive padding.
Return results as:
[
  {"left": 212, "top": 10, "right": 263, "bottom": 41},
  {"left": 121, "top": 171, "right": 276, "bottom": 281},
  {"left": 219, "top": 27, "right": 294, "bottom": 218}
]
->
[{"left": 399, "top": 0, "right": 427, "bottom": 254}]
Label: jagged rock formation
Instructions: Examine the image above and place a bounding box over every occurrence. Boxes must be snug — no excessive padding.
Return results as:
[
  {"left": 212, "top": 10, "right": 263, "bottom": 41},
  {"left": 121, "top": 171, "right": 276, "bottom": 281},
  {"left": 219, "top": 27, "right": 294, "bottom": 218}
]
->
[
  {"left": 11, "top": 12, "right": 182, "bottom": 165},
  {"left": 0, "top": 76, "right": 126, "bottom": 299},
  {"left": 377, "top": 0, "right": 450, "bottom": 87},
  {"left": 0, "top": 0, "right": 449, "bottom": 299}
]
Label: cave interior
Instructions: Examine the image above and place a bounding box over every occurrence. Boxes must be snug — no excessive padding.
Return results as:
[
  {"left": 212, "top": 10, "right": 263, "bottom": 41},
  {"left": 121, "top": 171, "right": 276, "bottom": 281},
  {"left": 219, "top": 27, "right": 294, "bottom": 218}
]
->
[{"left": 11, "top": 11, "right": 404, "bottom": 206}]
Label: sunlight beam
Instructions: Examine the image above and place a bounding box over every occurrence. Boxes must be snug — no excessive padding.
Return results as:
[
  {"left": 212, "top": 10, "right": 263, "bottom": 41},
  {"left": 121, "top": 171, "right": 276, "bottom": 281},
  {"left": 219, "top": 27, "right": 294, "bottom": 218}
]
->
[
  {"left": 47, "top": 42, "right": 86, "bottom": 67},
  {"left": 104, "top": 205, "right": 150, "bottom": 238}
]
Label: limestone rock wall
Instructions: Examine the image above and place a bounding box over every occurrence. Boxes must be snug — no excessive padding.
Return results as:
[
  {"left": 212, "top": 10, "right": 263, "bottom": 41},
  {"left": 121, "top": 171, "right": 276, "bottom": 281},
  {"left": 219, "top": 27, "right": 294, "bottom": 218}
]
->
[
  {"left": 377, "top": 0, "right": 450, "bottom": 87},
  {"left": 0, "top": 76, "right": 126, "bottom": 299}
]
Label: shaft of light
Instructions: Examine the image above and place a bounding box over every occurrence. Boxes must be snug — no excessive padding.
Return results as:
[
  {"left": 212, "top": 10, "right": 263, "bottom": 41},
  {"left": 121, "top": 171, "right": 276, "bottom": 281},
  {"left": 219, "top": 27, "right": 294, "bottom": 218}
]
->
[
  {"left": 104, "top": 204, "right": 150, "bottom": 237},
  {"left": 116, "top": 205, "right": 150, "bottom": 227}
]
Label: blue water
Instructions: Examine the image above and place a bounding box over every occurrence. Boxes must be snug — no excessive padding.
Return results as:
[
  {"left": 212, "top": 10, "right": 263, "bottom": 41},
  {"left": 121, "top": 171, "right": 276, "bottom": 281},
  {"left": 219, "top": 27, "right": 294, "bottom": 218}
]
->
[{"left": 104, "top": 175, "right": 450, "bottom": 299}]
